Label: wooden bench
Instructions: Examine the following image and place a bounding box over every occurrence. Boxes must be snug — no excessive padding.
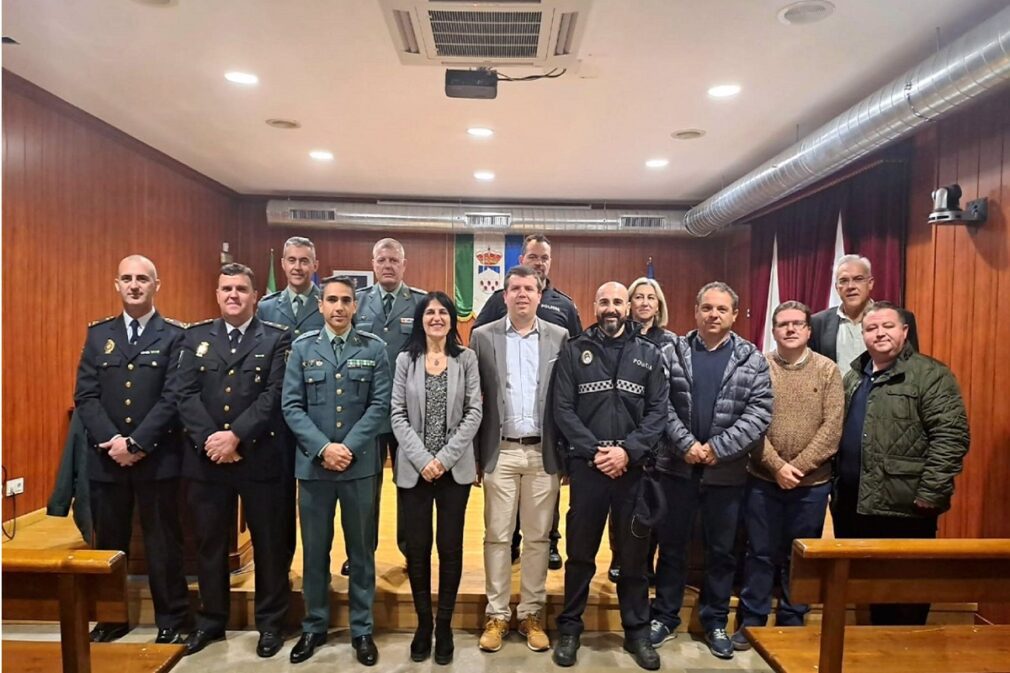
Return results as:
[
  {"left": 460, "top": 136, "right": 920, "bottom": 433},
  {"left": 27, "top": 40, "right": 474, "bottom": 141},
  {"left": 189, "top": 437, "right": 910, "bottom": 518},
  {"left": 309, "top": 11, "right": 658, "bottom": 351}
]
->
[
  {"left": 744, "top": 538, "right": 1010, "bottom": 673},
  {"left": 2, "top": 548, "right": 186, "bottom": 673}
]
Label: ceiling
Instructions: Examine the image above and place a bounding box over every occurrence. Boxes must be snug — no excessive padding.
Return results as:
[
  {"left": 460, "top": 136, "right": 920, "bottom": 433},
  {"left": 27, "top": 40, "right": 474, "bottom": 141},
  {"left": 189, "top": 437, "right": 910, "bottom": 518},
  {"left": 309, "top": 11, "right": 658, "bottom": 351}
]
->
[{"left": 3, "top": 0, "right": 1009, "bottom": 203}]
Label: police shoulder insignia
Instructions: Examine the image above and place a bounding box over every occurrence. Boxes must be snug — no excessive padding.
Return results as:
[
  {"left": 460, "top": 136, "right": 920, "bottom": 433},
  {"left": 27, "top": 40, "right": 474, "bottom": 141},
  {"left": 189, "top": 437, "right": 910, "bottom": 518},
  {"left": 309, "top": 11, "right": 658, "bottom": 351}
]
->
[
  {"left": 262, "top": 320, "right": 289, "bottom": 331},
  {"left": 88, "top": 315, "right": 116, "bottom": 328},
  {"left": 581, "top": 350, "right": 593, "bottom": 365},
  {"left": 187, "top": 318, "right": 215, "bottom": 329},
  {"left": 196, "top": 341, "right": 210, "bottom": 358},
  {"left": 163, "top": 317, "right": 187, "bottom": 329}
]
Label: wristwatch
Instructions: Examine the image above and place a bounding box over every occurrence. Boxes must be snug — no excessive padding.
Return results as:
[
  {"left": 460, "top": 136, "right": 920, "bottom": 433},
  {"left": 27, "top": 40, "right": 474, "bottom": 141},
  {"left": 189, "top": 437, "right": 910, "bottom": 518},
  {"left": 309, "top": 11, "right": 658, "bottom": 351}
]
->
[{"left": 125, "top": 437, "right": 144, "bottom": 455}]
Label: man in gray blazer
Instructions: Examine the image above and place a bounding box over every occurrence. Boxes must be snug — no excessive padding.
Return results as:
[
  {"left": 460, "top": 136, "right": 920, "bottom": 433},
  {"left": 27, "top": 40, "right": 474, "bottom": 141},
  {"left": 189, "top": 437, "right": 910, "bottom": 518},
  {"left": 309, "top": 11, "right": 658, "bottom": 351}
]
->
[
  {"left": 471, "top": 265, "right": 568, "bottom": 655},
  {"left": 352, "top": 238, "right": 426, "bottom": 570}
]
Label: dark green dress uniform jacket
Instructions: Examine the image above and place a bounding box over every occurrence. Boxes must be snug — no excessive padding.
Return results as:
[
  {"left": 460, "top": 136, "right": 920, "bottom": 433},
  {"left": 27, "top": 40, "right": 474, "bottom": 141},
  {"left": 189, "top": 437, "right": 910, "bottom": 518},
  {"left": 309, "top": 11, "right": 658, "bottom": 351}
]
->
[
  {"left": 177, "top": 317, "right": 292, "bottom": 483},
  {"left": 281, "top": 328, "right": 392, "bottom": 481},
  {"left": 256, "top": 285, "right": 323, "bottom": 339}
]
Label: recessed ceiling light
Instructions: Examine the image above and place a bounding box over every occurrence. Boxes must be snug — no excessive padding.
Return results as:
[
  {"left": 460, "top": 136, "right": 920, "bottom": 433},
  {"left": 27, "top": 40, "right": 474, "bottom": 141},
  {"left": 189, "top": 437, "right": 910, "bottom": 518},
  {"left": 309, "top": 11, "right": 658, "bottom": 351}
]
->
[
  {"left": 645, "top": 158, "right": 669, "bottom": 169},
  {"left": 778, "top": 0, "right": 835, "bottom": 26},
  {"left": 708, "top": 84, "right": 741, "bottom": 98},
  {"left": 474, "top": 170, "right": 495, "bottom": 181},
  {"left": 131, "top": 0, "right": 178, "bottom": 6},
  {"left": 266, "top": 118, "right": 301, "bottom": 130},
  {"left": 467, "top": 127, "right": 495, "bottom": 138},
  {"left": 225, "top": 71, "right": 259, "bottom": 85},
  {"left": 309, "top": 150, "right": 334, "bottom": 161},
  {"left": 671, "top": 128, "right": 706, "bottom": 140}
]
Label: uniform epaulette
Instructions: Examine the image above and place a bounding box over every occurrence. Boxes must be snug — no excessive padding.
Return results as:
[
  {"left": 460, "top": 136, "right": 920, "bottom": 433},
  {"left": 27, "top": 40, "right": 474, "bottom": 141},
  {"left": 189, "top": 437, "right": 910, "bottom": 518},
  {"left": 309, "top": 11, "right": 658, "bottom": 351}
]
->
[
  {"left": 261, "top": 289, "right": 283, "bottom": 300},
  {"left": 409, "top": 285, "right": 427, "bottom": 295},
  {"left": 88, "top": 315, "right": 116, "bottom": 328},
  {"left": 356, "top": 284, "right": 375, "bottom": 295},
  {"left": 355, "top": 330, "right": 385, "bottom": 343},
  {"left": 261, "top": 320, "right": 289, "bottom": 331},
  {"left": 186, "top": 318, "right": 215, "bottom": 329},
  {"left": 552, "top": 287, "right": 574, "bottom": 301},
  {"left": 163, "top": 317, "right": 187, "bottom": 329},
  {"left": 294, "top": 329, "right": 321, "bottom": 343}
]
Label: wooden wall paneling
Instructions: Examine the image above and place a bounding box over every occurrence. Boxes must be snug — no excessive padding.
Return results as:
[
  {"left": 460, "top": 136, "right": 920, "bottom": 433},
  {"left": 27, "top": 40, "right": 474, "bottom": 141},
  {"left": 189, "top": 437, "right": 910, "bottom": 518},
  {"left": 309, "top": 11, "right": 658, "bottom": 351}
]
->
[
  {"left": 930, "top": 114, "right": 960, "bottom": 368},
  {"left": 2, "top": 75, "right": 234, "bottom": 520},
  {"left": 905, "top": 127, "right": 939, "bottom": 355}
]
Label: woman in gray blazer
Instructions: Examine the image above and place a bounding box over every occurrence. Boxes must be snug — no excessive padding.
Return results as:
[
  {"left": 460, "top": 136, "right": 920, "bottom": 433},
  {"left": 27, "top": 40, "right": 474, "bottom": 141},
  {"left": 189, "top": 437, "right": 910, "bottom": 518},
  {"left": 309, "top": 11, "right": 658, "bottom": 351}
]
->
[{"left": 390, "top": 291, "right": 482, "bottom": 665}]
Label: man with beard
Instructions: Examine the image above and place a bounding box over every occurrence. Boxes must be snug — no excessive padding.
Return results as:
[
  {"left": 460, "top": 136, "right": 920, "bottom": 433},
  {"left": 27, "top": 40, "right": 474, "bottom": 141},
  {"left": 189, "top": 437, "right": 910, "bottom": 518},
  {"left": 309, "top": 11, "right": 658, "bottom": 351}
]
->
[
  {"left": 551, "top": 282, "right": 668, "bottom": 671},
  {"left": 474, "top": 234, "right": 580, "bottom": 569}
]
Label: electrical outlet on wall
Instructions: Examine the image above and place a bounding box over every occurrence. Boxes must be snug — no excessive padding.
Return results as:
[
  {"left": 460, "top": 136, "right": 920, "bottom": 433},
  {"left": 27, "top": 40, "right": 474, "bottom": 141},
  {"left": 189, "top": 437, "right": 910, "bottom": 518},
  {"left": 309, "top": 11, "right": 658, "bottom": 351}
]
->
[{"left": 5, "top": 477, "right": 24, "bottom": 497}]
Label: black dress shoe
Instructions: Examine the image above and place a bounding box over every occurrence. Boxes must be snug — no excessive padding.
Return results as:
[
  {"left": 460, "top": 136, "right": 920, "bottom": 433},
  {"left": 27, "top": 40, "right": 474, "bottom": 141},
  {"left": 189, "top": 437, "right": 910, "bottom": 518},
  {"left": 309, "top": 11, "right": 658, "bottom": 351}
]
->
[
  {"left": 290, "top": 632, "right": 327, "bottom": 664},
  {"left": 552, "top": 633, "right": 580, "bottom": 667},
  {"left": 434, "top": 621, "right": 453, "bottom": 665},
  {"left": 352, "top": 634, "right": 379, "bottom": 666},
  {"left": 623, "top": 638, "right": 661, "bottom": 671},
  {"left": 548, "top": 545, "right": 563, "bottom": 570},
  {"left": 155, "top": 627, "right": 184, "bottom": 644},
  {"left": 183, "top": 629, "right": 225, "bottom": 656},
  {"left": 256, "top": 631, "right": 284, "bottom": 658},
  {"left": 341, "top": 559, "right": 351, "bottom": 576},
  {"left": 608, "top": 566, "right": 620, "bottom": 583},
  {"left": 90, "top": 622, "right": 130, "bottom": 643}
]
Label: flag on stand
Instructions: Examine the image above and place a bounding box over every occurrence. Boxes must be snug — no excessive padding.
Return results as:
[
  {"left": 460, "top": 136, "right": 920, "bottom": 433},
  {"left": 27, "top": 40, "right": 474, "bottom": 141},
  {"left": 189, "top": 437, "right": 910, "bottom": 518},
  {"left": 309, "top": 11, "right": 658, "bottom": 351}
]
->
[
  {"left": 827, "top": 211, "right": 845, "bottom": 309},
  {"left": 761, "top": 235, "right": 781, "bottom": 352},
  {"left": 266, "top": 249, "right": 277, "bottom": 294},
  {"left": 454, "top": 233, "right": 523, "bottom": 320}
]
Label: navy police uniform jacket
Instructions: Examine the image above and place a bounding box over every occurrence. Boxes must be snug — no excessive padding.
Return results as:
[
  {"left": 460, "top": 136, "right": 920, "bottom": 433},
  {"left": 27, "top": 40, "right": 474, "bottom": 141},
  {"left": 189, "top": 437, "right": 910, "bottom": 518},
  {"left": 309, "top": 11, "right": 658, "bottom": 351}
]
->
[
  {"left": 74, "top": 313, "right": 186, "bottom": 482},
  {"left": 552, "top": 322, "right": 669, "bottom": 472},
  {"left": 281, "top": 328, "right": 392, "bottom": 482},
  {"left": 177, "top": 317, "right": 292, "bottom": 483}
]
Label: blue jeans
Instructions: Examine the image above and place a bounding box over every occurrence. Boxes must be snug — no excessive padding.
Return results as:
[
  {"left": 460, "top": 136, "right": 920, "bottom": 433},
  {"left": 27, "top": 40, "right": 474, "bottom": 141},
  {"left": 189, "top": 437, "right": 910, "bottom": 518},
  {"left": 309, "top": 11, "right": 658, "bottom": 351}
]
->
[
  {"left": 739, "top": 478, "right": 830, "bottom": 627},
  {"left": 651, "top": 471, "right": 745, "bottom": 632}
]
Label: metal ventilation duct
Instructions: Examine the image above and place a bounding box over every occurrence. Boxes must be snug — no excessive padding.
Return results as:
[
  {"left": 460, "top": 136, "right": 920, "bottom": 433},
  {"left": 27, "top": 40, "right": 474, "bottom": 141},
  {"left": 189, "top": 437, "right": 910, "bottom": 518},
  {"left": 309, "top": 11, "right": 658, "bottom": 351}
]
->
[
  {"left": 266, "top": 200, "right": 689, "bottom": 236},
  {"left": 683, "top": 5, "right": 1010, "bottom": 237}
]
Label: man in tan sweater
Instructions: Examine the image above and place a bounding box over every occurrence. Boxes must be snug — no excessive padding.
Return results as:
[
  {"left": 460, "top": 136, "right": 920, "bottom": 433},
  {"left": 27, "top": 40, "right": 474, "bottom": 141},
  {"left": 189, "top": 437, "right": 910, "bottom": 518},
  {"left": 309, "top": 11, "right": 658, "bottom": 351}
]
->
[{"left": 732, "top": 301, "right": 843, "bottom": 650}]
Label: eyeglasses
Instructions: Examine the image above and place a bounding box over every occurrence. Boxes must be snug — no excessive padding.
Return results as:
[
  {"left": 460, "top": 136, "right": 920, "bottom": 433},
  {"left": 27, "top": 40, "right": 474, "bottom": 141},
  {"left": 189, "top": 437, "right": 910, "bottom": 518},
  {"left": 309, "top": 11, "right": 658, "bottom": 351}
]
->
[
  {"left": 774, "top": 320, "right": 809, "bottom": 330},
  {"left": 836, "top": 275, "right": 869, "bottom": 287}
]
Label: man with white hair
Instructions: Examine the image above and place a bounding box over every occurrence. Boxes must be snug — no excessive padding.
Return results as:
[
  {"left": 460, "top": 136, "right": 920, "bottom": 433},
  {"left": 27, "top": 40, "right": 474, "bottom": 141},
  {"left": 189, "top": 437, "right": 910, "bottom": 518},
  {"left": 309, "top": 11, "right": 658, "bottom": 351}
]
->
[{"left": 810, "top": 254, "right": 919, "bottom": 367}]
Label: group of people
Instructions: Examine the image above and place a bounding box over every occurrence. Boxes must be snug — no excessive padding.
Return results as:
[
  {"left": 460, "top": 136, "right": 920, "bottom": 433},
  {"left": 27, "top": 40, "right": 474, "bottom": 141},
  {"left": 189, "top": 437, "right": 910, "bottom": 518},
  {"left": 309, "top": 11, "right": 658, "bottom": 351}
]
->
[{"left": 73, "top": 233, "right": 970, "bottom": 670}]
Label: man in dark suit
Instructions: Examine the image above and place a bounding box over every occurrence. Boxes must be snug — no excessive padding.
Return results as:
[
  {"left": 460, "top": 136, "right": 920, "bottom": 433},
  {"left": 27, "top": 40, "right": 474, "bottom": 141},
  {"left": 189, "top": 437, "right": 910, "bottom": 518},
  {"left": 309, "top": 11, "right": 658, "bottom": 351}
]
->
[
  {"left": 351, "top": 237, "right": 425, "bottom": 570},
  {"left": 282, "top": 276, "right": 392, "bottom": 666},
  {"left": 256, "top": 236, "right": 323, "bottom": 560},
  {"left": 810, "top": 254, "right": 919, "bottom": 366},
  {"left": 177, "top": 263, "right": 293, "bottom": 659},
  {"left": 74, "top": 254, "right": 189, "bottom": 645},
  {"left": 473, "top": 234, "right": 581, "bottom": 569}
]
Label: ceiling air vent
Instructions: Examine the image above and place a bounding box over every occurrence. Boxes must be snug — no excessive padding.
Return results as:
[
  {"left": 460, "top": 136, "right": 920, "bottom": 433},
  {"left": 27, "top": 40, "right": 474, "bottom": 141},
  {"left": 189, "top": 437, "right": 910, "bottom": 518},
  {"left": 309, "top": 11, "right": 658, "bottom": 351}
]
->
[
  {"left": 289, "top": 208, "right": 337, "bottom": 222},
  {"left": 466, "top": 212, "right": 512, "bottom": 228},
  {"left": 380, "top": 0, "right": 591, "bottom": 68},
  {"left": 620, "top": 215, "right": 665, "bottom": 229}
]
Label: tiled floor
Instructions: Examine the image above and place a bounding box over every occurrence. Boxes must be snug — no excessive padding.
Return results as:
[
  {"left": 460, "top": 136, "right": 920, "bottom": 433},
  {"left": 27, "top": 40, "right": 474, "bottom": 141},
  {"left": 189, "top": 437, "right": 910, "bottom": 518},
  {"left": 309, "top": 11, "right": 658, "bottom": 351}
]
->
[{"left": 2, "top": 624, "right": 773, "bottom": 673}]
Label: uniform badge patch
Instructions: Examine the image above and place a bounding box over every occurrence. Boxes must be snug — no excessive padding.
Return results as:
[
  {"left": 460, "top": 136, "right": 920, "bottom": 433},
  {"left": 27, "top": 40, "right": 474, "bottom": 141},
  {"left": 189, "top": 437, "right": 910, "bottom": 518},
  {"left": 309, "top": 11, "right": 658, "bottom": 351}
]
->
[
  {"left": 581, "top": 350, "right": 593, "bottom": 365},
  {"left": 400, "top": 317, "right": 413, "bottom": 324},
  {"left": 196, "top": 341, "right": 210, "bottom": 358},
  {"left": 104, "top": 339, "right": 115, "bottom": 354},
  {"left": 348, "top": 359, "right": 376, "bottom": 368}
]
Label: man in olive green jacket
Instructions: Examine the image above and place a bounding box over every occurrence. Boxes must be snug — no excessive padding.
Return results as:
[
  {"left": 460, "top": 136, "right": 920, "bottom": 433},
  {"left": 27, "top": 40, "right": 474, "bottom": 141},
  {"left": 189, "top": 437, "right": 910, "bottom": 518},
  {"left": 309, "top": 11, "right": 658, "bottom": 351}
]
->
[{"left": 834, "top": 301, "right": 969, "bottom": 625}]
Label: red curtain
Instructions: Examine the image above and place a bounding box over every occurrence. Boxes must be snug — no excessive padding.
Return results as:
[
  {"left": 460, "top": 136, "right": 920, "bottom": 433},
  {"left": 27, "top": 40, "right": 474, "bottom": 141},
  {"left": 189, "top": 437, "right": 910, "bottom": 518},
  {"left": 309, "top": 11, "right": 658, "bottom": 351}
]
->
[{"left": 748, "top": 216, "right": 776, "bottom": 345}]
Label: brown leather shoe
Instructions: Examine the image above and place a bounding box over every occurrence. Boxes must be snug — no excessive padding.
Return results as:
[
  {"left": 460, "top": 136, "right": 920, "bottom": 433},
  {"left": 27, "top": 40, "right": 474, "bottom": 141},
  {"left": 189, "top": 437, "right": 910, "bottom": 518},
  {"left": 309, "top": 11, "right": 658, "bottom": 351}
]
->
[
  {"left": 518, "top": 613, "right": 550, "bottom": 652},
  {"left": 478, "top": 618, "right": 509, "bottom": 652}
]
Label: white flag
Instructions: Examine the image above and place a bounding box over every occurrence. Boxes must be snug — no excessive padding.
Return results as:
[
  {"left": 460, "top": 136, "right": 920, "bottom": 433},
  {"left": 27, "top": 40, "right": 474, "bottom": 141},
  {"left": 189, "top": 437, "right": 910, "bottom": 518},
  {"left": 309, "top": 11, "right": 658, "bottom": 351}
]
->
[
  {"left": 762, "top": 235, "right": 781, "bottom": 352},
  {"left": 828, "top": 211, "right": 845, "bottom": 309},
  {"left": 472, "top": 233, "right": 507, "bottom": 318}
]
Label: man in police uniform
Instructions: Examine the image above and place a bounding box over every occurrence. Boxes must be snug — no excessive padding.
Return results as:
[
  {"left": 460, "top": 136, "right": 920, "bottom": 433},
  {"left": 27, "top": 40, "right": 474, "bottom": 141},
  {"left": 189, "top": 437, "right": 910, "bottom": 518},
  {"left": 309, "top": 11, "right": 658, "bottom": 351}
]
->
[
  {"left": 352, "top": 237, "right": 425, "bottom": 570},
  {"left": 256, "top": 236, "right": 323, "bottom": 338},
  {"left": 282, "top": 275, "right": 392, "bottom": 666},
  {"left": 551, "top": 282, "right": 669, "bottom": 671},
  {"left": 74, "top": 254, "right": 189, "bottom": 645},
  {"left": 256, "top": 235, "right": 322, "bottom": 559},
  {"left": 176, "top": 263, "right": 293, "bottom": 659},
  {"left": 474, "top": 233, "right": 581, "bottom": 569}
]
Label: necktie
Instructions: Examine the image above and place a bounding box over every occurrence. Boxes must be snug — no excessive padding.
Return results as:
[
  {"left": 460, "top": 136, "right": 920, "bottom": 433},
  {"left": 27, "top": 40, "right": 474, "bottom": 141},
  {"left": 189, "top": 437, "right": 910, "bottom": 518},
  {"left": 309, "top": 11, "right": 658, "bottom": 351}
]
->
[
  {"left": 229, "top": 329, "right": 241, "bottom": 352},
  {"left": 332, "top": 337, "right": 343, "bottom": 360},
  {"left": 293, "top": 296, "right": 303, "bottom": 316},
  {"left": 129, "top": 319, "right": 141, "bottom": 345},
  {"left": 383, "top": 293, "right": 394, "bottom": 317}
]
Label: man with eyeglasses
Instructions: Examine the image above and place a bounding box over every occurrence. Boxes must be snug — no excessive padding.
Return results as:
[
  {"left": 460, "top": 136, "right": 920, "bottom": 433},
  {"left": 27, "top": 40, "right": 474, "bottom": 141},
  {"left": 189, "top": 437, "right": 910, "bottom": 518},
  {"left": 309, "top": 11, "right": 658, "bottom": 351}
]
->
[{"left": 810, "top": 254, "right": 919, "bottom": 368}]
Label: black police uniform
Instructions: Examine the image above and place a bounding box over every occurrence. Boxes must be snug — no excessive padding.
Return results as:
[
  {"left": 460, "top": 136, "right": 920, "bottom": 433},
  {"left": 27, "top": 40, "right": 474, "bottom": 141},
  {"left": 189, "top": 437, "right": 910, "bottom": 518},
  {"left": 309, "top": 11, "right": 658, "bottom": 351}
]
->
[
  {"left": 176, "top": 316, "right": 293, "bottom": 637},
  {"left": 552, "top": 322, "right": 669, "bottom": 642},
  {"left": 74, "top": 312, "right": 189, "bottom": 632}
]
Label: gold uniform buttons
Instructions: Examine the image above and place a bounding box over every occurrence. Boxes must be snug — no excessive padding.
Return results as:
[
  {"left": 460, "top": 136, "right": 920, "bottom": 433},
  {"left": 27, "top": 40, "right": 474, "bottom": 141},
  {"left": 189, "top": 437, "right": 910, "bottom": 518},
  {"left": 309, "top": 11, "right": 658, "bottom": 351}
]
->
[
  {"left": 223, "top": 405, "right": 231, "bottom": 412},
  {"left": 151, "top": 361, "right": 158, "bottom": 367},
  {"left": 336, "top": 421, "right": 343, "bottom": 429},
  {"left": 336, "top": 406, "right": 343, "bottom": 412},
  {"left": 335, "top": 373, "right": 342, "bottom": 380},
  {"left": 125, "top": 381, "right": 132, "bottom": 389},
  {"left": 124, "top": 399, "right": 132, "bottom": 407},
  {"left": 225, "top": 386, "right": 232, "bottom": 393},
  {"left": 125, "top": 417, "right": 132, "bottom": 424},
  {"left": 228, "top": 369, "right": 235, "bottom": 376},
  {"left": 223, "top": 423, "right": 231, "bottom": 430},
  {"left": 127, "top": 363, "right": 135, "bottom": 370},
  {"left": 336, "top": 388, "right": 343, "bottom": 395}
]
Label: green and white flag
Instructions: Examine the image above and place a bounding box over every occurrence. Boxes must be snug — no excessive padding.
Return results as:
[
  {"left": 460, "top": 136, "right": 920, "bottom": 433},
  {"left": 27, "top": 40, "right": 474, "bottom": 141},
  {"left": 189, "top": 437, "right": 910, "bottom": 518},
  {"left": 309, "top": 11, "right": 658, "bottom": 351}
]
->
[
  {"left": 266, "top": 248, "right": 277, "bottom": 294},
  {"left": 454, "top": 233, "right": 508, "bottom": 320}
]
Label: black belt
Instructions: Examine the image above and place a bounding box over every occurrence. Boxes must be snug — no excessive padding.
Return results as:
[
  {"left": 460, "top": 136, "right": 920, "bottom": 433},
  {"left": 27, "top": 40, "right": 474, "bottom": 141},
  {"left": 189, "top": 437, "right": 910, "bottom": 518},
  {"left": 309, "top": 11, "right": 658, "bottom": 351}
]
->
[{"left": 503, "top": 436, "right": 541, "bottom": 445}]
